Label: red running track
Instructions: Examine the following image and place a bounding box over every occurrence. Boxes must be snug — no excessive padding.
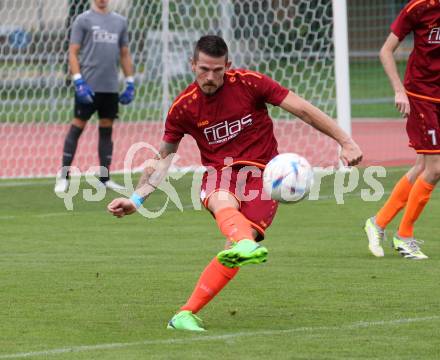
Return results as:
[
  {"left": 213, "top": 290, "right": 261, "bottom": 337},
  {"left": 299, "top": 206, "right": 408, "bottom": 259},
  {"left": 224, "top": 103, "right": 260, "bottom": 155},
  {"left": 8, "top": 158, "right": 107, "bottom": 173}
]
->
[
  {"left": 351, "top": 119, "right": 415, "bottom": 166},
  {"left": 0, "top": 119, "right": 414, "bottom": 178}
]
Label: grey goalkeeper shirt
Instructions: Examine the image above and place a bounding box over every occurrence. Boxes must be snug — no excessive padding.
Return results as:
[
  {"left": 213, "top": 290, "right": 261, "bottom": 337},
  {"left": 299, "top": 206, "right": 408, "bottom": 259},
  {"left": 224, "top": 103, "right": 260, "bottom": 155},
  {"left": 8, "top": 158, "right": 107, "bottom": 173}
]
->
[{"left": 70, "top": 10, "right": 129, "bottom": 93}]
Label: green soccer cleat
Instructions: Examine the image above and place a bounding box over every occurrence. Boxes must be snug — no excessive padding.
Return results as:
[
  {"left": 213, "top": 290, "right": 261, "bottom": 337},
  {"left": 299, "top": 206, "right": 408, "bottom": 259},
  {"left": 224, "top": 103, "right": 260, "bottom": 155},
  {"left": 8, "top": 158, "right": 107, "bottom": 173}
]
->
[
  {"left": 392, "top": 234, "right": 428, "bottom": 260},
  {"left": 217, "top": 239, "right": 268, "bottom": 268},
  {"left": 364, "top": 217, "right": 385, "bottom": 257},
  {"left": 167, "top": 310, "right": 206, "bottom": 331}
]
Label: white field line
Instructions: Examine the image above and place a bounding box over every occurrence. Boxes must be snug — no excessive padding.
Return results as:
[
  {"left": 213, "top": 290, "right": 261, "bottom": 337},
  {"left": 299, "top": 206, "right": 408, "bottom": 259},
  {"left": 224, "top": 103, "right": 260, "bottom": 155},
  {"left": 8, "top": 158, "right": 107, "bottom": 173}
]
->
[
  {"left": 34, "top": 213, "right": 77, "bottom": 218},
  {"left": 0, "top": 315, "right": 438, "bottom": 359},
  {"left": 0, "top": 181, "right": 54, "bottom": 187}
]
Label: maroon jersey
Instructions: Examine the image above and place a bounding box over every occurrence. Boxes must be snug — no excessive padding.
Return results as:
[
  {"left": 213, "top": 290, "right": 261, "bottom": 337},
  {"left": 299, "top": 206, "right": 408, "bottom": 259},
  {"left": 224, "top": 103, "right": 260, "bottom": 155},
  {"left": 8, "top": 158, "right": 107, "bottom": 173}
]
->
[
  {"left": 391, "top": 0, "right": 440, "bottom": 102},
  {"left": 163, "top": 69, "right": 289, "bottom": 169}
]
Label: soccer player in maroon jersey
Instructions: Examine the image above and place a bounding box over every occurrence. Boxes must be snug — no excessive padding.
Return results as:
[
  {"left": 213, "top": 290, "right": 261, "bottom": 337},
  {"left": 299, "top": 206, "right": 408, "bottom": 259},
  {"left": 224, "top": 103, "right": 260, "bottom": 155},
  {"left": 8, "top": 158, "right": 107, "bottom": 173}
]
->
[
  {"left": 364, "top": 0, "right": 440, "bottom": 260},
  {"left": 108, "top": 35, "right": 362, "bottom": 331}
]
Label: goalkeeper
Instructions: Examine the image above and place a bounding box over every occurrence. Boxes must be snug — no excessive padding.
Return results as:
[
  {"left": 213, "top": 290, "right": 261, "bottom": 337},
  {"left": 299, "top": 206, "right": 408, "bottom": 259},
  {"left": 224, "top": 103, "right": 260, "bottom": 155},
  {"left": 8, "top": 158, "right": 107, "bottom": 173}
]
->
[
  {"left": 108, "top": 36, "right": 362, "bottom": 331},
  {"left": 55, "top": 0, "right": 135, "bottom": 193}
]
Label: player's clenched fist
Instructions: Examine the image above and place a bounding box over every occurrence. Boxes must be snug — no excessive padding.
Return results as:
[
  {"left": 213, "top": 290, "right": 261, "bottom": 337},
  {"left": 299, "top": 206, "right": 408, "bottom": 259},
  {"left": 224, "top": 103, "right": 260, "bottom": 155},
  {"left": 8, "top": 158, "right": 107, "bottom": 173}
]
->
[{"left": 107, "top": 198, "right": 137, "bottom": 218}]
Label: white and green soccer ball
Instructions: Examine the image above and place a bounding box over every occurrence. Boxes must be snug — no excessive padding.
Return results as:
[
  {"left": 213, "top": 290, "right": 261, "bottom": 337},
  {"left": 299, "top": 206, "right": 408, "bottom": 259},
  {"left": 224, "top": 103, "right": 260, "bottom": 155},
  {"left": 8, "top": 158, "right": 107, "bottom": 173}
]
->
[{"left": 263, "top": 153, "right": 314, "bottom": 203}]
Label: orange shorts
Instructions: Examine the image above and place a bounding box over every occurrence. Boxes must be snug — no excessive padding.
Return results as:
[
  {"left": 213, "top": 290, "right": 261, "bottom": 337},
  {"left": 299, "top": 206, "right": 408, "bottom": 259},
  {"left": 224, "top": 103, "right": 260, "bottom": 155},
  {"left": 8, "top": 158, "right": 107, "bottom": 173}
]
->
[
  {"left": 200, "top": 165, "right": 278, "bottom": 241},
  {"left": 407, "top": 97, "right": 440, "bottom": 154}
]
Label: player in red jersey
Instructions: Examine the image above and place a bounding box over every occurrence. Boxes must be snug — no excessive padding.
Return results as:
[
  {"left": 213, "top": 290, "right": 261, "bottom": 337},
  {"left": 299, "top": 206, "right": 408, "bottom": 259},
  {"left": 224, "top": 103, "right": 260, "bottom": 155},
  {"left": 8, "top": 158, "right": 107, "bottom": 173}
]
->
[
  {"left": 108, "top": 35, "right": 362, "bottom": 330},
  {"left": 364, "top": 0, "right": 440, "bottom": 260}
]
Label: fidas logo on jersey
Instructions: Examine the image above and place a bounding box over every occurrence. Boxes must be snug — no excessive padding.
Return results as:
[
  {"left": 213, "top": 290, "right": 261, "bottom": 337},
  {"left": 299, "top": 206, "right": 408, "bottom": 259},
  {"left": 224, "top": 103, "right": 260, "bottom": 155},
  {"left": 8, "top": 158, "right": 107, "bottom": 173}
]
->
[
  {"left": 203, "top": 114, "right": 253, "bottom": 145},
  {"left": 428, "top": 26, "right": 440, "bottom": 44},
  {"left": 93, "top": 29, "right": 118, "bottom": 44}
]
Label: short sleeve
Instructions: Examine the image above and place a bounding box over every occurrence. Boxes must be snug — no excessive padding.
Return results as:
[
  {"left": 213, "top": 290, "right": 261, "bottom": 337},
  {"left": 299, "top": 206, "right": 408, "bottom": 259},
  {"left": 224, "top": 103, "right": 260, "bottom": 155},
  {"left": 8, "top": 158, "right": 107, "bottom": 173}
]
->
[
  {"left": 119, "top": 18, "right": 129, "bottom": 48},
  {"left": 255, "top": 73, "right": 289, "bottom": 106},
  {"left": 70, "top": 16, "right": 85, "bottom": 45},
  {"left": 390, "top": 6, "right": 415, "bottom": 41},
  {"left": 163, "top": 108, "right": 186, "bottom": 144}
]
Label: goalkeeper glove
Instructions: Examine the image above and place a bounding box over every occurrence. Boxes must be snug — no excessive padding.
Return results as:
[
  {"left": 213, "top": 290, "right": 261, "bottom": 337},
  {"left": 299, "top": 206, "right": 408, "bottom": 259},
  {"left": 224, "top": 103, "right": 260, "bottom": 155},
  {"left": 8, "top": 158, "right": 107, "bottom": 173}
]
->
[
  {"left": 73, "top": 76, "right": 94, "bottom": 104},
  {"left": 119, "top": 78, "right": 135, "bottom": 105}
]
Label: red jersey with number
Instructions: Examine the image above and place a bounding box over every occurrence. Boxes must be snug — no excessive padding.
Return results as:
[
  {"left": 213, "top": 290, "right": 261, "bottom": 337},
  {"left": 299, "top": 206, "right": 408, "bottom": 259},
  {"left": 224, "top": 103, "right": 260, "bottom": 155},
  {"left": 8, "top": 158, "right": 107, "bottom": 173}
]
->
[
  {"left": 163, "top": 69, "right": 289, "bottom": 170},
  {"left": 391, "top": 0, "right": 440, "bottom": 102}
]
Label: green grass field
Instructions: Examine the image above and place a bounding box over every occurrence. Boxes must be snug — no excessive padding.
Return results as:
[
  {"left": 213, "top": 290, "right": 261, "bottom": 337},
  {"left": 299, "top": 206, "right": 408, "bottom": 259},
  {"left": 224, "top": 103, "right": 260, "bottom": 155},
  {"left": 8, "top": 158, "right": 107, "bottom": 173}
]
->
[{"left": 1, "top": 168, "right": 439, "bottom": 359}]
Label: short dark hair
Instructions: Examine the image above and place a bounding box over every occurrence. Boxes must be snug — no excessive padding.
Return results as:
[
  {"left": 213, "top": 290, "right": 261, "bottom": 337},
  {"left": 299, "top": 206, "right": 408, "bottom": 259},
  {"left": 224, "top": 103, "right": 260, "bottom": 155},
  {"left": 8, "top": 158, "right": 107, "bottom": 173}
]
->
[{"left": 193, "top": 35, "right": 228, "bottom": 61}]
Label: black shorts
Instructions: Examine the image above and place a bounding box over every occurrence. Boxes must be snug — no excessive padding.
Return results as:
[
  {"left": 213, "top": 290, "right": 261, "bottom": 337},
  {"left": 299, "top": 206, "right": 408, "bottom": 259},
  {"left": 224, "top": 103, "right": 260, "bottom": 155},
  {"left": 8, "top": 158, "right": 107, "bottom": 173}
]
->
[{"left": 74, "top": 92, "right": 119, "bottom": 120}]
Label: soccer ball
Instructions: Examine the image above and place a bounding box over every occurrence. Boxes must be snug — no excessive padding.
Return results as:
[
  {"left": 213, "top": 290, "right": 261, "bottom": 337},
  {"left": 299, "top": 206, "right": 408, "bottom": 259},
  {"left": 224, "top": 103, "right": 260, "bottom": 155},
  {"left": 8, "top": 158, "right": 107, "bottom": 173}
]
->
[{"left": 263, "top": 153, "right": 313, "bottom": 203}]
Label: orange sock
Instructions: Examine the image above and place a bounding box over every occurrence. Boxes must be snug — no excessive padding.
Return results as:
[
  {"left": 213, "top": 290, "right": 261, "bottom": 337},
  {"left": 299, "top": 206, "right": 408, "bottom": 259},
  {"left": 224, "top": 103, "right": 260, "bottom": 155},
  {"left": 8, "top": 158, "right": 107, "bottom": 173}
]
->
[
  {"left": 180, "top": 257, "right": 239, "bottom": 314},
  {"left": 215, "top": 207, "right": 253, "bottom": 242},
  {"left": 375, "top": 175, "right": 413, "bottom": 229},
  {"left": 398, "top": 176, "right": 435, "bottom": 238}
]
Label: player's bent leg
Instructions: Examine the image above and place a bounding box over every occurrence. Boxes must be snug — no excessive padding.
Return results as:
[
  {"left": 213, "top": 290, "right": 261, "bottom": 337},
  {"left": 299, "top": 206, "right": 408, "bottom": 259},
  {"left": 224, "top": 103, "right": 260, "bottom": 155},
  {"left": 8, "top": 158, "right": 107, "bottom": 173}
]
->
[
  {"left": 207, "top": 192, "right": 268, "bottom": 267},
  {"left": 367, "top": 156, "right": 426, "bottom": 255},
  {"left": 364, "top": 216, "right": 385, "bottom": 257},
  {"left": 167, "top": 311, "right": 206, "bottom": 331},
  {"left": 174, "top": 179, "right": 272, "bottom": 328}
]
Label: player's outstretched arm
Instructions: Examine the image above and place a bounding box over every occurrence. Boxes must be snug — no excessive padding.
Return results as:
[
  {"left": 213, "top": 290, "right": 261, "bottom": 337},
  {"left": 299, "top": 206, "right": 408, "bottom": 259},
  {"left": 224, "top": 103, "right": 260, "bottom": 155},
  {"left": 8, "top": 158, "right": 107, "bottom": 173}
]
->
[
  {"left": 380, "top": 33, "right": 409, "bottom": 117},
  {"left": 107, "top": 141, "right": 179, "bottom": 218},
  {"left": 279, "top": 91, "right": 362, "bottom": 166}
]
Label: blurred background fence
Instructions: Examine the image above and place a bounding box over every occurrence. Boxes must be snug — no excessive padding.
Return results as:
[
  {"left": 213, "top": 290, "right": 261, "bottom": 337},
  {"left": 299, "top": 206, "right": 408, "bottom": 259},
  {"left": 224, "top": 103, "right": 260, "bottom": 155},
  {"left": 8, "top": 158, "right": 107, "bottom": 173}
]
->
[{"left": 0, "top": 0, "right": 414, "bottom": 177}]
